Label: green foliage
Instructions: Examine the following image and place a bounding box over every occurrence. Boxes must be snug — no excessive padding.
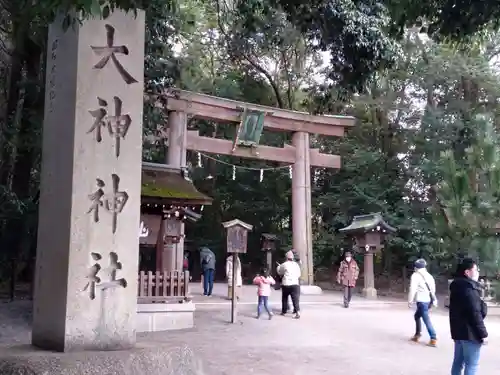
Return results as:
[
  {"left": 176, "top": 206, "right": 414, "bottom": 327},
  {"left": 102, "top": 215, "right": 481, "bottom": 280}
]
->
[
  {"left": 274, "top": 0, "right": 400, "bottom": 92},
  {"left": 4, "top": 0, "right": 500, "bottom": 287},
  {"left": 433, "top": 114, "right": 500, "bottom": 275}
]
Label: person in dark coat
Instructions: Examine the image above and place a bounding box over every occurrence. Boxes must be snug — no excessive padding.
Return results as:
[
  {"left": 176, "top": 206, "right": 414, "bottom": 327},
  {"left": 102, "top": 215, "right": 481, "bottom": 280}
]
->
[
  {"left": 449, "top": 258, "right": 488, "bottom": 375},
  {"left": 199, "top": 247, "right": 216, "bottom": 296}
]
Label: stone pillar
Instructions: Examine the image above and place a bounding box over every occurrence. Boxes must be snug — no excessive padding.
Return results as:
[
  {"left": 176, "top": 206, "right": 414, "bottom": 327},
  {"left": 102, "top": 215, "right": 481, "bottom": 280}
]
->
[
  {"left": 362, "top": 252, "right": 377, "bottom": 299},
  {"left": 166, "top": 111, "right": 187, "bottom": 271},
  {"left": 292, "top": 131, "right": 313, "bottom": 285},
  {"left": 266, "top": 251, "right": 272, "bottom": 272},
  {"left": 32, "top": 11, "right": 145, "bottom": 352}
]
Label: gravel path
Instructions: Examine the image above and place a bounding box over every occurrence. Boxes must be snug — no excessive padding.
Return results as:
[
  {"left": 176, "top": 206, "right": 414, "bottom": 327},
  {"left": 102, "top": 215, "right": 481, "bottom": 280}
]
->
[{"left": 1, "top": 295, "right": 500, "bottom": 375}]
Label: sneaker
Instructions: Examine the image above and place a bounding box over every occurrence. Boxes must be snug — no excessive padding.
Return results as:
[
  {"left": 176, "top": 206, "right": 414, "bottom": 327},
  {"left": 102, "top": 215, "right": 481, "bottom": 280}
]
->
[
  {"left": 268, "top": 314, "right": 273, "bottom": 320},
  {"left": 256, "top": 315, "right": 260, "bottom": 319},
  {"left": 280, "top": 312, "right": 286, "bottom": 316},
  {"left": 293, "top": 313, "right": 301, "bottom": 319},
  {"left": 428, "top": 339, "right": 437, "bottom": 347},
  {"left": 410, "top": 334, "right": 421, "bottom": 342}
]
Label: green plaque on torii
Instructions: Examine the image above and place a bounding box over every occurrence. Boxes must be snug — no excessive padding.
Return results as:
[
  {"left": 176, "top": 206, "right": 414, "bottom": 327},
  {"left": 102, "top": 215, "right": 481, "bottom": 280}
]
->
[{"left": 232, "top": 108, "right": 267, "bottom": 150}]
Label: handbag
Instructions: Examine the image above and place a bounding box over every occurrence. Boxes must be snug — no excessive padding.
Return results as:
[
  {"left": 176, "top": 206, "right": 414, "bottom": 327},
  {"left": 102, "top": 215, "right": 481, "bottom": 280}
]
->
[{"left": 419, "top": 273, "right": 435, "bottom": 309}]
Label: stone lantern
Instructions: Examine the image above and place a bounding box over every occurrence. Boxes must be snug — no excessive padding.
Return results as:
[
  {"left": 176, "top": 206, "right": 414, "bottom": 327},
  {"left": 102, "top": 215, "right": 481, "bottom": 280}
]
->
[
  {"left": 339, "top": 213, "right": 396, "bottom": 299},
  {"left": 261, "top": 233, "right": 278, "bottom": 271}
]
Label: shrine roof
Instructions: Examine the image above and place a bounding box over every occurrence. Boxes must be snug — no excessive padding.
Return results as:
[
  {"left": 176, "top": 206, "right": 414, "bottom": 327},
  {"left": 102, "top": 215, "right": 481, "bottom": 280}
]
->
[
  {"left": 141, "top": 162, "right": 212, "bottom": 205},
  {"left": 339, "top": 213, "right": 396, "bottom": 234}
]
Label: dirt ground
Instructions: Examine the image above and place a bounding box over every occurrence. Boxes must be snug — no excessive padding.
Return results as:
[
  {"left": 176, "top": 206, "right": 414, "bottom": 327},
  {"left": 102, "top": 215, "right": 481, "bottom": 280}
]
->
[{"left": 1, "top": 284, "right": 500, "bottom": 375}]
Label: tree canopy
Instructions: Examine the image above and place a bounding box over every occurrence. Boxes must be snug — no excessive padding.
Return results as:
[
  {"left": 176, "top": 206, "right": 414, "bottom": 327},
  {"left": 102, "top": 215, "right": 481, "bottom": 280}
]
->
[{"left": 2, "top": 0, "right": 500, "bottom": 295}]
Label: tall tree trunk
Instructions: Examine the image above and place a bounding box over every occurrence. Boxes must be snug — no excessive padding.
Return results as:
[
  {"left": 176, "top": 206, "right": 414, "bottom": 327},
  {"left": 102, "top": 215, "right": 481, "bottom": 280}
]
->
[
  {"left": 0, "top": 23, "right": 25, "bottom": 185},
  {"left": 5, "top": 36, "right": 43, "bottom": 300}
]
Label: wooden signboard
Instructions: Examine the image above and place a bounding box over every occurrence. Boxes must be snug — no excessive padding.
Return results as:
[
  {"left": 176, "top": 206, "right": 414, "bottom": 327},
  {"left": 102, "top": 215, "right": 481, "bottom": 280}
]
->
[
  {"left": 227, "top": 226, "right": 248, "bottom": 254},
  {"left": 222, "top": 219, "right": 253, "bottom": 323}
]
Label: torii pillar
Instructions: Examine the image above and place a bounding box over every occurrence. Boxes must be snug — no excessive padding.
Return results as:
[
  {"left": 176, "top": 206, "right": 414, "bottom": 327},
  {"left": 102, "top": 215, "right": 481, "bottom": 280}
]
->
[
  {"left": 292, "top": 131, "right": 314, "bottom": 286},
  {"left": 165, "top": 110, "right": 187, "bottom": 271}
]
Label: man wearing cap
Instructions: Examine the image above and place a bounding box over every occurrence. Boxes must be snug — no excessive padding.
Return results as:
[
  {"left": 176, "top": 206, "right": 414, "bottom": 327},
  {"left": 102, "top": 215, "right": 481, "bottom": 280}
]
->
[
  {"left": 277, "top": 250, "right": 302, "bottom": 319},
  {"left": 408, "top": 258, "right": 438, "bottom": 347}
]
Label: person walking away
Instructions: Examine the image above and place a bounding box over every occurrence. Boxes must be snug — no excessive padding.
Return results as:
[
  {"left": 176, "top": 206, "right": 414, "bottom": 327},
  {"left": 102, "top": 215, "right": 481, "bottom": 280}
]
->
[
  {"left": 336, "top": 251, "right": 359, "bottom": 308},
  {"left": 408, "top": 258, "right": 438, "bottom": 347},
  {"left": 277, "top": 250, "right": 301, "bottom": 319},
  {"left": 253, "top": 268, "right": 276, "bottom": 319},
  {"left": 450, "top": 258, "right": 488, "bottom": 375},
  {"left": 199, "top": 246, "right": 216, "bottom": 296},
  {"left": 226, "top": 254, "right": 242, "bottom": 300}
]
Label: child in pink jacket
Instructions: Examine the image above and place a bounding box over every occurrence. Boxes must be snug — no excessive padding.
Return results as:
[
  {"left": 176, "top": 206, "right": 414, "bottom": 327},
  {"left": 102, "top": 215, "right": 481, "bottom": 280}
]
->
[{"left": 253, "top": 268, "right": 276, "bottom": 319}]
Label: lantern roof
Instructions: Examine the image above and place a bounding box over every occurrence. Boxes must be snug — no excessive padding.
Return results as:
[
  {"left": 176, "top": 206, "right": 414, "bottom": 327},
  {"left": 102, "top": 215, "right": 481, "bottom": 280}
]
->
[
  {"left": 339, "top": 213, "right": 396, "bottom": 234},
  {"left": 222, "top": 219, "right": 253, "bottom": 231},
  {"left": 141, "top": 162, "right": 213, "bottom": 205},
  {"left": 262, "top": 233, "right": 278, "bottom": 240}
]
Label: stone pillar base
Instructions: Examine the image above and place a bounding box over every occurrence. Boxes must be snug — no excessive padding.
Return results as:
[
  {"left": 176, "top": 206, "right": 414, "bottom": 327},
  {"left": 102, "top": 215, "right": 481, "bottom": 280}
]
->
[
  {"left": 362, "top": 287, "right": 377, "bottom": 299},
  {"left": 0, "top": 343, "right": 204, "bottom": 375},
  {"left": 300, "top": 285, "right": 323, "bottom": 295}
]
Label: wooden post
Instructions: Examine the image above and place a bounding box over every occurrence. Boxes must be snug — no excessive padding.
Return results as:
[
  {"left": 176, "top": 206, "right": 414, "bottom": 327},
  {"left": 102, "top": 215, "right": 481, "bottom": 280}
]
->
[
  {"left": 231, "top": 254, "right": 238, "bottom": 323},
  {"left": 222, "top": 219, "right": 253, "bottom": 324}
]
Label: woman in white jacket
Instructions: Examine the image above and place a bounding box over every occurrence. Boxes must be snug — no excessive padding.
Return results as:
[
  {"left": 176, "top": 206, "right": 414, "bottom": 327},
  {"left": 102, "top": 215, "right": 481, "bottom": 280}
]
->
[{"left": 226, "top": 255, "right": 242, "bottom": 300}]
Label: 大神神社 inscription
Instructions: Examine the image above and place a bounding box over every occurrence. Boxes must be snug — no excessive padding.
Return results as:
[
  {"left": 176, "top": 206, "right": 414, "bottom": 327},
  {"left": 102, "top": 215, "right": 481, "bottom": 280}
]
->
[
  {"left": 83, "top": 252, "right": 127, "bottom": 300},
  {"left": 91, "top": 24, "right": 138, "bottom": 85},
  {"left": 87, "top": 174, "right": 129, "bottom": 234},
  {"left": 88, "top": 96, "right": 132, "bottom": 157}
]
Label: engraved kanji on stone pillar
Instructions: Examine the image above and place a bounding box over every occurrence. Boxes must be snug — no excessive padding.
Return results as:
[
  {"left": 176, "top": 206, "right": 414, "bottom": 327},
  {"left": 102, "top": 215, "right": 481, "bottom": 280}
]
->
[
  {"left": 87, "top": 96, "right": 132, "bottom": 157},
  {"left": 33, "top": 10, "right": 145, "bottom": 352},
  {"left": 91, "top": 24, "right": 138, "bottom": 84}
]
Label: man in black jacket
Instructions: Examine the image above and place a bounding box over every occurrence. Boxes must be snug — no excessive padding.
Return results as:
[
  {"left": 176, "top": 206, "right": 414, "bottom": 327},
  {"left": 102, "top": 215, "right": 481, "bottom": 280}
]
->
[{"left": 449, "top": 258, "right": 488, "bottom": 375}]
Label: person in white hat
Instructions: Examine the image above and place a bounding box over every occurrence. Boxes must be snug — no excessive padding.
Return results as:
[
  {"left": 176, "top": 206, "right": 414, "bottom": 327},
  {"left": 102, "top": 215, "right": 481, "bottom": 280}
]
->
[{"left": 277, "top": 250, "right": 301, "bottom": 319}]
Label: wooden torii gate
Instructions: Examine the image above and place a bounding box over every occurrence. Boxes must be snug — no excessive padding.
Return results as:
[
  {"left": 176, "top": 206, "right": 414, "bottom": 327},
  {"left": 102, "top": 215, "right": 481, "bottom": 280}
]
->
[{"left": 162, "top": 89, "right": 355, "bottom": 287}]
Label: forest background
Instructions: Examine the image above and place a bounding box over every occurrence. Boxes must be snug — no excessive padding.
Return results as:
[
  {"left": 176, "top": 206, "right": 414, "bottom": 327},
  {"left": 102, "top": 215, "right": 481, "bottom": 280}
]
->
[{"left": 3, "top": 0, "right": 500, "bottom": 298}]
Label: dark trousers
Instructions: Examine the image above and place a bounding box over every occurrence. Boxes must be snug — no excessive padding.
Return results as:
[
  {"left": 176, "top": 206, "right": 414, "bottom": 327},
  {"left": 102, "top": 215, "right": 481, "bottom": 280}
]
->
[
  {"left": 203, "top": 269, "right": 214, "bottom": 296},
  {"left": 281, "top": 285, "right": 300, "bottom": 313},
  {"left": 343, "top": 286, "right": 353, "bottom": 306},
  {"left": 257, "top": 296, "right": 271, "bottom": 316},
  {"left": 414, "top": 302, "right": 436, "bottom": 339}
]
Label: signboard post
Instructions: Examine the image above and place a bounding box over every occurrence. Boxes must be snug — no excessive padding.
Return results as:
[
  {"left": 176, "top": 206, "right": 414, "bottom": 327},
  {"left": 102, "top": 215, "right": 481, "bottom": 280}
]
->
[{"left": 222, "top": 219, "right": 253, "bottom": 323}]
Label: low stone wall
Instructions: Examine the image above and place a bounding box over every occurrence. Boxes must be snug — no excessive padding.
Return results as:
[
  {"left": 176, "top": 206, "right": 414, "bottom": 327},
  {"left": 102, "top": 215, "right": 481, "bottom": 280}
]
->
[
  {"left": 137, "top": 302, "right": 195, "bottom": 332},
  {"left": 0, "top": 343, "right": 205, "bottom": 375}
]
